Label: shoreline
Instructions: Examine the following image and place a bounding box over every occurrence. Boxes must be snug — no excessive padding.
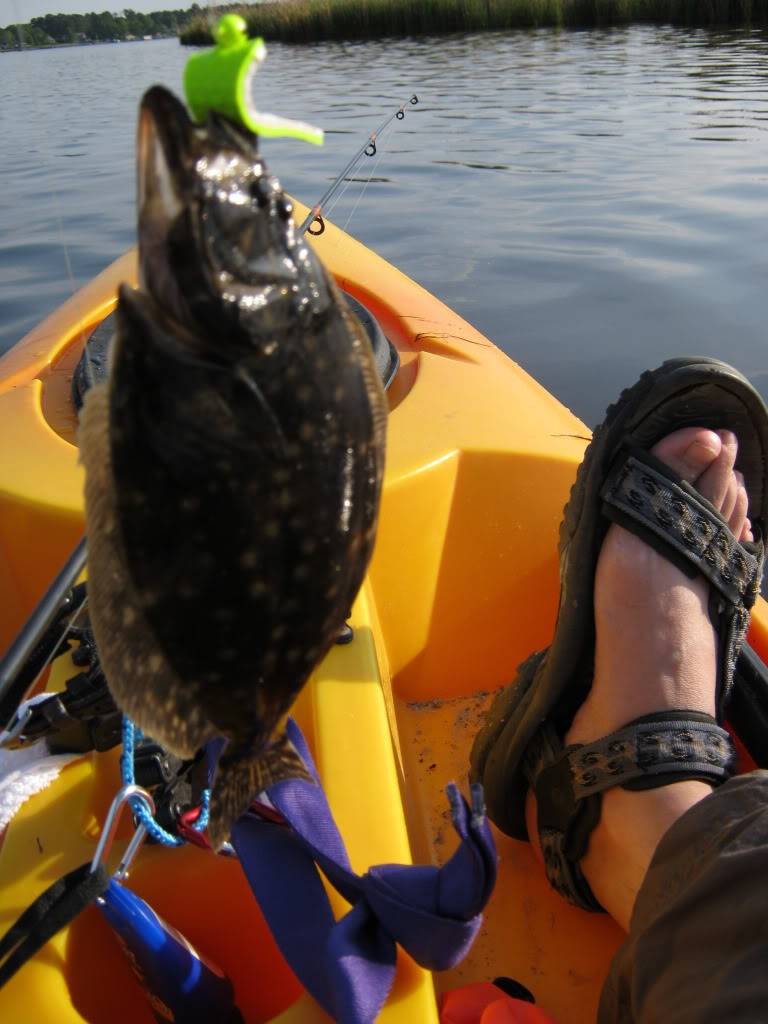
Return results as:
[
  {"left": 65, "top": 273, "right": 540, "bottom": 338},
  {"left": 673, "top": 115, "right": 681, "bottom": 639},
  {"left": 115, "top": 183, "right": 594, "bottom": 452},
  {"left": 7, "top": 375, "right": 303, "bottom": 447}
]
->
[
  {"left": 180, "top": 1, "right": 768, "bottom": 46},
  {"left": 0, "top": 35, "right": 176, "bottom": 54}
]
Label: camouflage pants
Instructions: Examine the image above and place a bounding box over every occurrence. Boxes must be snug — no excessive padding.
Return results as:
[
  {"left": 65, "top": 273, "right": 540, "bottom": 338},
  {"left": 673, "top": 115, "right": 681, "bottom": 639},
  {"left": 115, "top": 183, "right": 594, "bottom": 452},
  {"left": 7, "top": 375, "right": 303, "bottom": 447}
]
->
[{"left": 599, "top": 772, "right": 768, "bottom": 1022}]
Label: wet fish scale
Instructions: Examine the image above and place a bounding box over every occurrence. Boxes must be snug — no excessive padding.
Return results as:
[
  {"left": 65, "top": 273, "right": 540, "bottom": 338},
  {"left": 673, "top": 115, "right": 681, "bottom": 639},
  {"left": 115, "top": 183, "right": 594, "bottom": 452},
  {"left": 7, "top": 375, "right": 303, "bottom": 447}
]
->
[
  {"left": 79, "top": 85, "right": 386, "bottom": 848},
  {"left": 110, "top": 306, "right": 375, "bottom": 728}
]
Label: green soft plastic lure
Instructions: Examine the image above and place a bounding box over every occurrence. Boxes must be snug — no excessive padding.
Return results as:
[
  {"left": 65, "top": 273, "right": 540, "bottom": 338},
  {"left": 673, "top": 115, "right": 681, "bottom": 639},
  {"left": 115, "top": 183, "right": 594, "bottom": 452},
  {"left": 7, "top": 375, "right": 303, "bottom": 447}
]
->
[{"left": 183, "top": 14, "right": 323, "bottom": 146}]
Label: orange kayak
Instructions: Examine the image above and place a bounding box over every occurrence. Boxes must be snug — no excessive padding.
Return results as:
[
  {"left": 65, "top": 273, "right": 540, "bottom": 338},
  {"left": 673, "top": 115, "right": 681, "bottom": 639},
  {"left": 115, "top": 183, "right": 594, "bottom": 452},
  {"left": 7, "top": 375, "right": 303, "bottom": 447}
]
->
[{"left": 1, "top": 204, "right": 766, "bottom": 1023}]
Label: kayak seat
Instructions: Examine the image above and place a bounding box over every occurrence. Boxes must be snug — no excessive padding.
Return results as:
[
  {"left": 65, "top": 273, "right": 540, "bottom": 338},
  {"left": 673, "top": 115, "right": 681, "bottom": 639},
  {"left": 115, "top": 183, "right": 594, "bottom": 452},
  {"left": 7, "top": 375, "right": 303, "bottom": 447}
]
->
[{"left": 71, "top": 292, "right": 399, "bottom": 411}]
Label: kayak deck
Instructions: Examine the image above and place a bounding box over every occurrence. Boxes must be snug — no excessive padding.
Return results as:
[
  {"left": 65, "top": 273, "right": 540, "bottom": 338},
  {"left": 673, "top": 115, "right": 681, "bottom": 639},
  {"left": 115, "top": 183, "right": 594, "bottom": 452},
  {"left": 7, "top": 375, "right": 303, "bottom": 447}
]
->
[{"left": 1, "top": 206, "right": 766, "bottom": 1022}]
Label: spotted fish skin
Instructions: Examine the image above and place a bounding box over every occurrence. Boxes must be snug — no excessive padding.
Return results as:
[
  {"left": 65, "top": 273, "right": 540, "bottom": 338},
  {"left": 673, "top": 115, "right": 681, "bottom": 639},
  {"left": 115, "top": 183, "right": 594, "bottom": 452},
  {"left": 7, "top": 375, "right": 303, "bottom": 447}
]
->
[{"left": 79, "top": 85, "right": 386, "bottom": 848}]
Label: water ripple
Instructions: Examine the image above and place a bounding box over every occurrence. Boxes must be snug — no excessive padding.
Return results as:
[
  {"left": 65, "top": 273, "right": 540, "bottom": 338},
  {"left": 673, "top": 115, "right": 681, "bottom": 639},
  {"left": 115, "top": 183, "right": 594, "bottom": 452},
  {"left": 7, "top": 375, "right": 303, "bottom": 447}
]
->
[{"left": 3, "top": 27, "right": 768, "bottom": 423}]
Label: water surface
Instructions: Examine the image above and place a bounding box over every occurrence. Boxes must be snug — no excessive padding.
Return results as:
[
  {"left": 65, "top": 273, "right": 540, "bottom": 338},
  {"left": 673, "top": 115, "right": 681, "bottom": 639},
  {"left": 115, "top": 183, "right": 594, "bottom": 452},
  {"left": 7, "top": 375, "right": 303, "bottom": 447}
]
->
[{"left": 2, "top": 28, "right": 768, "bottom": 424}]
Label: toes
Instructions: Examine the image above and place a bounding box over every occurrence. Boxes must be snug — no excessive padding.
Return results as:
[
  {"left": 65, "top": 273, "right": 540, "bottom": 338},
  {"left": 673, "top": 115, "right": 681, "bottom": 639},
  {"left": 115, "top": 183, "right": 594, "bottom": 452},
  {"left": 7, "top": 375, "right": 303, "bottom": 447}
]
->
[
  {"left": 728, "top": 479, "right": 749, "bottom": 540},
  {"left": 650, "top": 428, "right": 753, "bottom": 540},
  {"left": 695, "top": 430, "right": 738, "bottom": 509},
  {"left": 651, "top": 427, "right": 722, "bottom": 484},
  {"left": 721, "top": 472, "right": 739, "bottom": 524},
  {"left": 742, "top": 517, "right": 754, "bottom": 543},
  {"left": 727, "top": 470, "right": 750, "bottom": 541}
]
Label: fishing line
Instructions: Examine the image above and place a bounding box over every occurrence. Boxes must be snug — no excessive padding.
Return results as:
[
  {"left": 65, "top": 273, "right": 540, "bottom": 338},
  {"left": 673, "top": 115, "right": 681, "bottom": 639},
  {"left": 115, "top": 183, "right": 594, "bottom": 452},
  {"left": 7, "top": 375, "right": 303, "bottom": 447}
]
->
[
  {"left": 321, "top": 125, "right": 394, "bottom": 222},
  {"left": 299, "top": 94, "right": 418, "bottom": 237},
  {"left": 32, "top": 594, "right": 89, "bottom": 696},
  {"left": 340, "top": 138, "right": 387, "bottom": 234},
  {"left": 317, "top": 175, "right": 355, "bottom": 223},
  {"left": 55, "top": 213, "right": 77, "bottom": 298},
  {"left": 3, "top": 0, "right": 94, "bottom": 705},
  {"left": 307, "top": 118, "right": 395, "bottom": 229},
  {"left": 10, "top": 0, "right": 85, "bottom": 353},
  {"left": 301, "top": 101, "right": 413, "bottom": 234},
  {"left": 323, "top": 113, "right": 395, "bottom": 226}
]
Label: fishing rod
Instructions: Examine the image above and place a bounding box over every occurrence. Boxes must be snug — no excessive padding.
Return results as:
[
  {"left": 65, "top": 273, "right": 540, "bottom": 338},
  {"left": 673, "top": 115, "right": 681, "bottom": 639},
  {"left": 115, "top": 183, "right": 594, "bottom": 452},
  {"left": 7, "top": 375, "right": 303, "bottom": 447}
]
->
[
  {"left": 299, "top": 94, "right": 419, "bottom": 237},
  {"left": 0, "top": 538, "right": 87, "bottom": 726}
]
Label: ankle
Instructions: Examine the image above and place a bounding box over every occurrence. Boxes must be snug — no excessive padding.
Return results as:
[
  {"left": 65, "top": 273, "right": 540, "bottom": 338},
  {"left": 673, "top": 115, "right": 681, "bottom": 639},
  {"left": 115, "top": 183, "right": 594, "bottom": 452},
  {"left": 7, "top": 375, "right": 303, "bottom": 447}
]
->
[
  {"left": 524, "top": 778, "right": 713, "bottom": 930},
  {"left": 580, "top": 781, "right": 713, "bottom": 929}
]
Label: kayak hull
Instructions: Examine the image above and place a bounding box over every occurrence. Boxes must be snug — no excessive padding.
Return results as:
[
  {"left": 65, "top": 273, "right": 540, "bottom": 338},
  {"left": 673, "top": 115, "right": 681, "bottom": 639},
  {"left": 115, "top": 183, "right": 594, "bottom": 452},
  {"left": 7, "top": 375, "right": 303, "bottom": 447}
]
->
[{"left": 1, "top": 205, "right": 766, "bottom": 1023}]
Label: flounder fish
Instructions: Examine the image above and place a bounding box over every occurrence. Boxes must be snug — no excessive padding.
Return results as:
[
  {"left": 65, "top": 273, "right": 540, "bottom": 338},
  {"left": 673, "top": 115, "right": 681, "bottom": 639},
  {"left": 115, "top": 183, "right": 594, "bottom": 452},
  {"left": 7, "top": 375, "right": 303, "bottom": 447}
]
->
[{"left": 79, "top": 85, "right": 387, "bottom": 849}]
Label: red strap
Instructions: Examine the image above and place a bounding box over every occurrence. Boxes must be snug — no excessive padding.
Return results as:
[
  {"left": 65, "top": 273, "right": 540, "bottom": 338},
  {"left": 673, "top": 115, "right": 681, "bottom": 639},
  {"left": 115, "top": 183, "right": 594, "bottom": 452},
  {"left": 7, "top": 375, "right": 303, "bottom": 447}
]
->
[
  {"left": 176, "top": 807, "right": 212, "bottom": 849},
  {"left": 176, "top": 798, "right": 287, "bottom": 849}
]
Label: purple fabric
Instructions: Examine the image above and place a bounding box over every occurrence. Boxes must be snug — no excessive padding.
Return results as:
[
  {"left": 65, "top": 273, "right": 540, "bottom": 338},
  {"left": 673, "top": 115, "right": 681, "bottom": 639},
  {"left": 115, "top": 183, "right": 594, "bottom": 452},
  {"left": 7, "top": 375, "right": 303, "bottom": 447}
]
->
[{"left": 230, "top": 718, "right": 496, "bottom": 1024}]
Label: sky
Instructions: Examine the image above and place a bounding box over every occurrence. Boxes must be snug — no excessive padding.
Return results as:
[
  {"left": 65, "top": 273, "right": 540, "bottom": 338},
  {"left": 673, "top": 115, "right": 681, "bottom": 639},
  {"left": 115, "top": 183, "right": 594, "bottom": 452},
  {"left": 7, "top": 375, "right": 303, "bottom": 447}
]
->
[{"left": 0, "top": 0, "right": 173, "bottom": 24}]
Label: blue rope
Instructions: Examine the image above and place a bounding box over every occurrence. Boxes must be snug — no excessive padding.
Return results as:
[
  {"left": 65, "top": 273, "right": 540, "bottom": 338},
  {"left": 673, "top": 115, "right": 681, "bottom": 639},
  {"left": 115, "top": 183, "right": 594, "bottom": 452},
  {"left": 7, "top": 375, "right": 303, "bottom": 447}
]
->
[
  {"left": 121, "top": 716, "right": 211, "bottom": 846},
  {"left": 195, "top": 786, "right": 211, "bottom": 832}
]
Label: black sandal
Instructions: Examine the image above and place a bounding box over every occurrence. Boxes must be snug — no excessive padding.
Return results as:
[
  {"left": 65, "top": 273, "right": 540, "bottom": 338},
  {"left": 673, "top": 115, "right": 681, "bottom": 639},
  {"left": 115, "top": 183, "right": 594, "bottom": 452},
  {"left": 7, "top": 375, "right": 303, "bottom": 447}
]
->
[{"left": 470, "top": 358, "right": 768, "bottom": 911}]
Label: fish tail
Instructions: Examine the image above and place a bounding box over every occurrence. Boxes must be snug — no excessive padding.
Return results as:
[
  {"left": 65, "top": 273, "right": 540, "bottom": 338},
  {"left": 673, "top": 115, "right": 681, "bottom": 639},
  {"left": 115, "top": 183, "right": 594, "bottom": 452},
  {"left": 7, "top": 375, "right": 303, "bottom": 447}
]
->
[{"left": 208, "top": 731, "right": 309, "bottom": 850}]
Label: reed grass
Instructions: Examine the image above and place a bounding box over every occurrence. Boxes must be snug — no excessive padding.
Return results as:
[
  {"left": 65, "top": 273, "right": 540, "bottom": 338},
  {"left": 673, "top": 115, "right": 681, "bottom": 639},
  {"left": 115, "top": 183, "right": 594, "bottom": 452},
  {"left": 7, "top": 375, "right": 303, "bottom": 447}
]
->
[{"left": 181, "top": 0, "right": 768, "bottom": 45}]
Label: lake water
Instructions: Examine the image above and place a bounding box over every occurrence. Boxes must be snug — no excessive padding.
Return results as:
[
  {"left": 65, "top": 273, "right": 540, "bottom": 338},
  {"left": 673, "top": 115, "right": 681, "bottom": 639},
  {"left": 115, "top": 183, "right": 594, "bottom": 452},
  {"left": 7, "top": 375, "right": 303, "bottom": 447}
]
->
[{"left": 2, "top": 27, "right": 768, "bottom": 425}]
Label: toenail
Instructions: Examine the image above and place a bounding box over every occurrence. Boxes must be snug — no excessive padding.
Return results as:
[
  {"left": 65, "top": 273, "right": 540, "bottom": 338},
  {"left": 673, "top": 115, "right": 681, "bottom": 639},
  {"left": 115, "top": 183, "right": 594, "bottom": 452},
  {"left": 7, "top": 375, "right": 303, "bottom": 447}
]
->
[
  {"left": 687, "top": 431, "right": 721, "bottom": 459},
  {"left": 717, "top": 429, "right": 737, "bottom": 450}
]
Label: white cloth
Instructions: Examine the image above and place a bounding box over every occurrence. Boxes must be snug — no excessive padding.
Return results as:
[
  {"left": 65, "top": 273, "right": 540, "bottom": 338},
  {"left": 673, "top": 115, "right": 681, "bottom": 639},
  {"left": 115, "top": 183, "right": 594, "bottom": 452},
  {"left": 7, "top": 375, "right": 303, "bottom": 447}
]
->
[{"left": 0, "top": 741, "right": 78, "bottom": 832}]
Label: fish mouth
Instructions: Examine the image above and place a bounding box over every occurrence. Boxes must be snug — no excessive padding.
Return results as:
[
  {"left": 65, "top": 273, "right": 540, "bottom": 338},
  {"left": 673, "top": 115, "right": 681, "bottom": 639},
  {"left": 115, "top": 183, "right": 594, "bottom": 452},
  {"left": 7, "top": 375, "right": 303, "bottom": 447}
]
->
[
  {"left": 138, "top": 85, "right": 262, "bottom": 228},
  {"left": 137, "top": 86, "right": 194, "bottom": 238},
  {"left": 136, "top": 85, "right": 209, "bottom": 324},
  {"left": 136, "top": 85, "right": 311, "bottom": 333}
]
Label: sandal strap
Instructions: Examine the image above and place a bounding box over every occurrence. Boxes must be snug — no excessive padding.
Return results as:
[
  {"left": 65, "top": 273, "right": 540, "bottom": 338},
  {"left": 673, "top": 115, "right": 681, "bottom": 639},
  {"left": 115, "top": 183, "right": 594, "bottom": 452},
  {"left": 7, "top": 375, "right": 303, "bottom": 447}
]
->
[
  {"left": 563, "top": 716, "right": 735, "bottom": 796},
  {"left": 601, "top": 447, "right": 762, "bottom": 610},
  {"left": 526, "top": 712, "right": 737, "bottom": 912}
]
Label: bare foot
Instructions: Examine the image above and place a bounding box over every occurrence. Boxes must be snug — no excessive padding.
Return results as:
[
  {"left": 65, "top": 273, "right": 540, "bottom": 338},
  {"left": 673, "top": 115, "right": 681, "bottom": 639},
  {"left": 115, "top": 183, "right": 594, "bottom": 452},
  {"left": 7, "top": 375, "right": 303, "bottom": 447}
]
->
[{"left": 526, "top": 427, "right": 752, "bottom": 930}]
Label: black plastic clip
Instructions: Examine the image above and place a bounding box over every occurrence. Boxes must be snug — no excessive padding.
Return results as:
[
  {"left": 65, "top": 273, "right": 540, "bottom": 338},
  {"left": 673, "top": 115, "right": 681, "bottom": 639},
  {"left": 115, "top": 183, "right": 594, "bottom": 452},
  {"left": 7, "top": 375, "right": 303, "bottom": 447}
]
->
[
  {"left": 7, "top": 661, "right": 122, "bottom": 755},
  {"left": 152, "top": 754, "right": 210, "bottom": 837},
  {"left": 133, "top": 741, "right": 185, "bottom": 790}
]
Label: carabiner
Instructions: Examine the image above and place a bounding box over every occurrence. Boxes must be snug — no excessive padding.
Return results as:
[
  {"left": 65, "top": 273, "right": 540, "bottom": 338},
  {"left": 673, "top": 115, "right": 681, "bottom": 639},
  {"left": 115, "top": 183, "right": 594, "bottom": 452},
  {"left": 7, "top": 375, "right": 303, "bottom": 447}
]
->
[
  {"left": 91, "top": 783, "right": 156, "bottom": 880},
  {"left": 0, "top": 699, "right": 38, "bottom": 748}
]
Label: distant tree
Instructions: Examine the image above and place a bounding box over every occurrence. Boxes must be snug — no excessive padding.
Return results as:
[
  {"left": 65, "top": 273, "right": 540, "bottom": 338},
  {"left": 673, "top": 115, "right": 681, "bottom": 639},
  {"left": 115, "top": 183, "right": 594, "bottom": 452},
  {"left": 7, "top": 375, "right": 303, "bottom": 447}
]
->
[
  {"left": 85, "top": 11, "right": 124, "bottom": 40},
  {"left": 2, "top": 6, "right": 197, "bottom": 48},
  {"left": 23, "top": 22, "right": 53, "bottom": 46},
  {"left": 30, "top": 13, "right": 82, "bottom": 42},
  {"left": 122, "top": 8, "right": 145, "bottom": 36}
]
